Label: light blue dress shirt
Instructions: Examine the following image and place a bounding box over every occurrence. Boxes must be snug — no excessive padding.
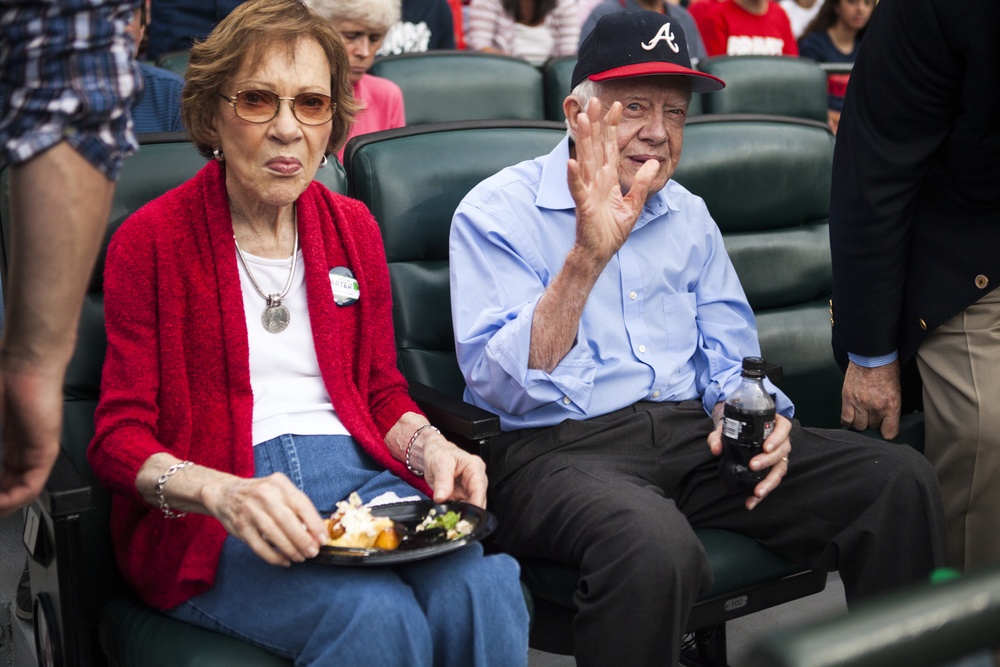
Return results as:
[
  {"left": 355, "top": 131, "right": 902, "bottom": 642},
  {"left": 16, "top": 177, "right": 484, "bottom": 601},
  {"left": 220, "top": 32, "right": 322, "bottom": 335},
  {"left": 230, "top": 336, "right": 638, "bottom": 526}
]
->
[{"left": 450, "top": 137, "right": 793, "bottom": 431}]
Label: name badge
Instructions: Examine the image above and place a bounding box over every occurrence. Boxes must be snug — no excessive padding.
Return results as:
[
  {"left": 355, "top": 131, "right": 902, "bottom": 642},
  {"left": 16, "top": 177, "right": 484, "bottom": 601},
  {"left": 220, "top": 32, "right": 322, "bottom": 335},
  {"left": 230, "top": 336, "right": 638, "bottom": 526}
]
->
[{"left": 329, "top": 267, "right": 360, "bottom": 306}]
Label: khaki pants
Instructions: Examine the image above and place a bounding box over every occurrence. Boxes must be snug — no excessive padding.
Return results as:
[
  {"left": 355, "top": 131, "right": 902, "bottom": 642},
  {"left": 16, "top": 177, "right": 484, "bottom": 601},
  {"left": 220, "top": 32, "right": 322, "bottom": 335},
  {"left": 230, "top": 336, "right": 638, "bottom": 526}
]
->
[{"left": 917, "top": 287, "right": 1000, "bottom": 572}]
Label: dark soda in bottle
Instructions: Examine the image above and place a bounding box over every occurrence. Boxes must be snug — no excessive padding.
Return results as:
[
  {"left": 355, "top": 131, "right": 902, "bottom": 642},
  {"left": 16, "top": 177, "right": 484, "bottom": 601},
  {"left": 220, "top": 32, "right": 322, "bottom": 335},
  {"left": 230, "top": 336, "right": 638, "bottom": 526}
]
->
[{"left": 719, "top": 356, "right": 775, "bottom": 494}]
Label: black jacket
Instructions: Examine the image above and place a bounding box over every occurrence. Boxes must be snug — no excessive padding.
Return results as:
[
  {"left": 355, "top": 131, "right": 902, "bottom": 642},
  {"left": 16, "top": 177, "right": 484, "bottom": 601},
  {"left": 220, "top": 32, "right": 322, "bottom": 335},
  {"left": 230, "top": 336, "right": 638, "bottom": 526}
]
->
[{"left": 829, "top": 0, "right": 1000, "bottom": 374}]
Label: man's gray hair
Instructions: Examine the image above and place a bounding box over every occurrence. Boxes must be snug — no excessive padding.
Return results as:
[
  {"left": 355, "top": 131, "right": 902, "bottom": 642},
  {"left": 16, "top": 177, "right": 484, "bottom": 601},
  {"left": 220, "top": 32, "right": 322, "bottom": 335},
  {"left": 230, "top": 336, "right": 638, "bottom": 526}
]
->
[
  {"left": 565, "top": 79, "right": 606, "bottom": 138},
  {"left": 304, "top": 0, "right": 401, "bottom": 32}
]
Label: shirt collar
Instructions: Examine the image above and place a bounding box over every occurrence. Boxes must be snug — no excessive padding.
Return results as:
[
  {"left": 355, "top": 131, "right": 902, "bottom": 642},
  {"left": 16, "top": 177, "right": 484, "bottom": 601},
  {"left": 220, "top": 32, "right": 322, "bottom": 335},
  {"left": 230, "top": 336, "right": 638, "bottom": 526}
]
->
[{"left": 535, "top": 136, "right": 576, "bottom": 210}]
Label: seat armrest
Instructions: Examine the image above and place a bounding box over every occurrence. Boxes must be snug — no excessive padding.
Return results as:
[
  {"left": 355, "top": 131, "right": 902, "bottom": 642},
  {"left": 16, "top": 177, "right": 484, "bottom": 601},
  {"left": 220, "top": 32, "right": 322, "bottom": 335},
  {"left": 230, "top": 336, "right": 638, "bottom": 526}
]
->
[
  {"left": 858, "top": 411, "right": 926, "bottom": 453},
  {"left": 765, "top": 363, "right": 783, "bottom": 385},
  {"left": 745, "top": 564, "right": 1000, "bottom": 667},
  {"left": 408, "top": 381, "right": 501, "bottom": 445},
  {"left": 36, "top": 448, "right": 93, "bottom": 519}
]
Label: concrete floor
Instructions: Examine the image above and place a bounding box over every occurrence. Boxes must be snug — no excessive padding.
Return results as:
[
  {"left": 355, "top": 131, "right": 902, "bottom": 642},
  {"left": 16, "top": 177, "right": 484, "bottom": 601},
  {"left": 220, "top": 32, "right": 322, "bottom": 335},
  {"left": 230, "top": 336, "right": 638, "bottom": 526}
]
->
[
  {"left": 1, "top": 510, "right": 35, "bottom": 666},
  {"left": 1, "top": 508, "right": 846, "bottom": 666}
]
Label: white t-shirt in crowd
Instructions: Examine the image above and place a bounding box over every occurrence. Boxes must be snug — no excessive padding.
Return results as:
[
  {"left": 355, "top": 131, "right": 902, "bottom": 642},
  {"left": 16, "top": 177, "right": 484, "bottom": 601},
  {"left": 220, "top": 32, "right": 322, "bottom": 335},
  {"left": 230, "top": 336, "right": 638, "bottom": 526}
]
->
[
  {"left": 779, "top": 0, "right": 821, "bottom": 38},
  {"left": 513, "top": 21, "right": 556, "bottom": 65}
]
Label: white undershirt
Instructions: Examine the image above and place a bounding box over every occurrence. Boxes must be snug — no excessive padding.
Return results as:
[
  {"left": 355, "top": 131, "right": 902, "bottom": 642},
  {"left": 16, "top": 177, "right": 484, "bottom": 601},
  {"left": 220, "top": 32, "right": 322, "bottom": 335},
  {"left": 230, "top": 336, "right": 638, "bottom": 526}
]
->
[
  {"left": 513, "top": 22, "right": 555, "bottom": 65},
  {"left": 237, "top": 248, "right": 349, "bottom": 445}
]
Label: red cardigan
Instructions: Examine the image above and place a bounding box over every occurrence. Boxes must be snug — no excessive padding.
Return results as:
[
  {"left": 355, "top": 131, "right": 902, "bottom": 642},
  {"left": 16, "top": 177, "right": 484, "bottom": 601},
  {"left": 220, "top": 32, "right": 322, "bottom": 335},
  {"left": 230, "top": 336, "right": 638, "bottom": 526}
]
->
[{"left": 88, "top": 160, "right": 429, "bottom": 610}]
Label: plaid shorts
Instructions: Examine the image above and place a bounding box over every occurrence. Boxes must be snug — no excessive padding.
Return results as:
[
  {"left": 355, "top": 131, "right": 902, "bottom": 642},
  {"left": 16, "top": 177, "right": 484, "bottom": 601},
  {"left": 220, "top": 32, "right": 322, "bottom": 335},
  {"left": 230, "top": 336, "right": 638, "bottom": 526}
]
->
[{"left": 0, "top": 0, "right": 142, "bottom": 180}]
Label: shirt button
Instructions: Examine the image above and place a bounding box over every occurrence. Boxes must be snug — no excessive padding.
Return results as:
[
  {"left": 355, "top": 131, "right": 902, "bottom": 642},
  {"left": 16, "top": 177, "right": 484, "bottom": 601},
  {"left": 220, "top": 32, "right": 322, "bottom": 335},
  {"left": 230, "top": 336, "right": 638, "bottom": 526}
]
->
[
  {"left": 638, "top": 344, "right": 646, "bottom": 353},
  {"left": 975, "top": 274, "right": 989, "bottom": 289},
  {"left": 919, "top": 318, "right": 927, "bottom": 330},
  {"left": 652, "top": 390, "right": 661, "bottom": 398},
  {"left": 563, "top": 396, "right": 571, "bottom": 405},
  {"left": 629, "top": 291, "right": 638, "bottom": 300}
]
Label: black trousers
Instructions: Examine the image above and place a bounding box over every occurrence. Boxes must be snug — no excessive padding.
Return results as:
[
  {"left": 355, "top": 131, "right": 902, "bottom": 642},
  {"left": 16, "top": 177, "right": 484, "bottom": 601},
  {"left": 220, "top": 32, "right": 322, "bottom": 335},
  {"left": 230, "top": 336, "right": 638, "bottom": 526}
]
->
[{"left": 484, "top": 400, "right": 947, "bottom": 667}]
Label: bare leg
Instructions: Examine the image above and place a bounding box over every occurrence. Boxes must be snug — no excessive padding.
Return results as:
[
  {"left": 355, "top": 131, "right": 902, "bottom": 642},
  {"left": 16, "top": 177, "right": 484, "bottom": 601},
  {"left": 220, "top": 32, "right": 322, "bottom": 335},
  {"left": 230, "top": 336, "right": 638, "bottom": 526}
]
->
[{"left": 0, "top": 142, "right": 115, "bottom": 515}]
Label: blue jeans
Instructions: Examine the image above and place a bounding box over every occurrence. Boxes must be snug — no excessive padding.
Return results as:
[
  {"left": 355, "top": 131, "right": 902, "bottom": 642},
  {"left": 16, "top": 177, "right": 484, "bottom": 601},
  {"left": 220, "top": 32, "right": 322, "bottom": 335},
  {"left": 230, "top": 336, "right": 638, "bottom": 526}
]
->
[{"left": 167, "top": 434, "right": 529, "bottom": 667}]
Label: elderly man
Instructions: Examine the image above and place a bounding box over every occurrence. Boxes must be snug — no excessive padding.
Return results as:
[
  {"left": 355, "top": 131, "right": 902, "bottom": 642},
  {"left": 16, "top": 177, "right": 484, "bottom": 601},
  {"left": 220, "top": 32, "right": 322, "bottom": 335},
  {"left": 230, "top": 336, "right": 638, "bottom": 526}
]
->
[{"left": 449, "top": 11, "right": 946, "bottom": 667}]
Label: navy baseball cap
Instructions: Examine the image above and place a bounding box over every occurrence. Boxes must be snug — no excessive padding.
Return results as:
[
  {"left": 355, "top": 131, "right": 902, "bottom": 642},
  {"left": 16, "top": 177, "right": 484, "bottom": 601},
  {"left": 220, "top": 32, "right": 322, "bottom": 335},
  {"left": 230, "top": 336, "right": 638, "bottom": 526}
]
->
[{"left": 572, "top": 10, "right": 725, "bottom": 93}]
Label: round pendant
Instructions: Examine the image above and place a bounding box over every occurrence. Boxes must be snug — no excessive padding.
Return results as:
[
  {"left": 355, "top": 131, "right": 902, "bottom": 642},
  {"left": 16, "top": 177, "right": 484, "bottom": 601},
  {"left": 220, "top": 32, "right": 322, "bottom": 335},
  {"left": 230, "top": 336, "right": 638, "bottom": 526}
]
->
[{"left": 261, "top": 304, "right": 290, "bottom": 333}]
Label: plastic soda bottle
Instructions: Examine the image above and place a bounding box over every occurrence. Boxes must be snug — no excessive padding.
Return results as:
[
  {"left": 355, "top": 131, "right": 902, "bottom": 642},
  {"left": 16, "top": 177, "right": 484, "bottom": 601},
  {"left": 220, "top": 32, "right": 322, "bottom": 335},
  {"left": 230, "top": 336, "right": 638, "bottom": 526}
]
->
[{"left": 719, "top": 356, "right": 775, "bottom": 494}]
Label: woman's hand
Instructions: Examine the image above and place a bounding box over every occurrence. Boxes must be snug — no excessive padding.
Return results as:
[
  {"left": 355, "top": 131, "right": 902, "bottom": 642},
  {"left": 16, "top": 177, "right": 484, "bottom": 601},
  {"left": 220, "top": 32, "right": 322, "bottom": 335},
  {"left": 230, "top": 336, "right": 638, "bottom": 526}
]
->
[
  {"left": 420, "top": 429, "right": 488, "bottom": 508},
  {"left": 201, "top": 472, "right": 328, "bottom": 566},
  {"left": 389, "top": 413, "right": 488, "bottom": 508},
  {"left": 137, "top": 453, "right": 327, "bottom": 567},
  {"left": 707, "top": 410, "right": 792, "bottom": 511}
]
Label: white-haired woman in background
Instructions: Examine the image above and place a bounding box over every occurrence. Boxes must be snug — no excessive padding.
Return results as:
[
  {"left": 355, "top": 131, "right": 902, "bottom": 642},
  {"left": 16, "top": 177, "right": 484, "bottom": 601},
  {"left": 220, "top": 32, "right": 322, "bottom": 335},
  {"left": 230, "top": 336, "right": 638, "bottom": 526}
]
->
[{"left": 306, "top": 0, "right": 406, "bottom": 161}]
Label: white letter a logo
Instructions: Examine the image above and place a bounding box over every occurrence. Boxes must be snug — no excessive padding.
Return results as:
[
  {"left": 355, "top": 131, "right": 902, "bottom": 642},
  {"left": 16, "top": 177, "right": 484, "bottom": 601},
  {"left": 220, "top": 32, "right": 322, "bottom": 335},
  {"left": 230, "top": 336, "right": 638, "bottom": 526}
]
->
[{"left": 641, "top": 23, "right": 680, "bottom": 53}]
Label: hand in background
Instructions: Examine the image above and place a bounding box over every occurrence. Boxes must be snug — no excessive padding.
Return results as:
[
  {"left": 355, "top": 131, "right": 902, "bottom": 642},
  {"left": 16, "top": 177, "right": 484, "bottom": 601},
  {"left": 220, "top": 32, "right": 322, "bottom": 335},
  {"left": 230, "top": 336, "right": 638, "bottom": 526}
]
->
[{"left": 840, "top": 360, "right": 901, "bottom": 440}]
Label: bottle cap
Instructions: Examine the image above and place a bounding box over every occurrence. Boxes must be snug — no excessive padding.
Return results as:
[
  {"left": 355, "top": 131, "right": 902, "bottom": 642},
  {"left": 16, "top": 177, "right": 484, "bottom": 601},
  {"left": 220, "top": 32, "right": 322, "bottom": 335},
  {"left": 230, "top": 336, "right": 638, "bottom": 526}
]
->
[{"left": 741, "top": 356, "right": 767, "bottom": 377}]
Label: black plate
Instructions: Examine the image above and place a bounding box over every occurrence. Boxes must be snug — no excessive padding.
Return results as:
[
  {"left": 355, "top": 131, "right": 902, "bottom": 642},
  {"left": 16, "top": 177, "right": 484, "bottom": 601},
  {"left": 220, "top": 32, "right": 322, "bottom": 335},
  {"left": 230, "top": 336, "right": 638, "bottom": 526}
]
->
[{"left": 312, "top": 500, "right": 495, "bottom": 566}]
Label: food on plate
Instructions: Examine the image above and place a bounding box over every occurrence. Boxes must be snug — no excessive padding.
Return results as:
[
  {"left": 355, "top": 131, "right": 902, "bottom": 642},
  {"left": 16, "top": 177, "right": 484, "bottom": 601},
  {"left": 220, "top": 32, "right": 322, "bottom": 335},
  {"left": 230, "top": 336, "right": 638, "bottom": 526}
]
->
[
  {"left": 416, "top": 508, "right": 474, "bottom": 540},
  {"left": 324, "top": 492, "right": 400, "bottom": 550},
  {"left": 322, "top": 496, "right": 479, "bottom": 555},
  {"left": 373, "top": 527, "right": 401, "bottom": 550}
]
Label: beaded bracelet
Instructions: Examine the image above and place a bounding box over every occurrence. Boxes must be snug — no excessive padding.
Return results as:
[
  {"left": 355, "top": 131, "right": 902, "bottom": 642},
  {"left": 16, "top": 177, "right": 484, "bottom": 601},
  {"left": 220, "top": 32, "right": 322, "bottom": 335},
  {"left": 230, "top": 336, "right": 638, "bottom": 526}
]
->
[
  {"left": 155, "top": 460, "right": 193, "bottom": 519},
  {"left": 405, "top": 424, "right": 439, "bottom": 478}
]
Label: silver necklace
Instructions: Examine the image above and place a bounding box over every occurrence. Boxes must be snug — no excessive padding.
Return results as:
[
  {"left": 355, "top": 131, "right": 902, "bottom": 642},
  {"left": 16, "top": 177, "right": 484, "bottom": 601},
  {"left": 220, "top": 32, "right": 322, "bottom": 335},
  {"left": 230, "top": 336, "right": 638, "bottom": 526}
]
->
[{"left": 234, "top": 223, "right": 299, "bottom": 334}]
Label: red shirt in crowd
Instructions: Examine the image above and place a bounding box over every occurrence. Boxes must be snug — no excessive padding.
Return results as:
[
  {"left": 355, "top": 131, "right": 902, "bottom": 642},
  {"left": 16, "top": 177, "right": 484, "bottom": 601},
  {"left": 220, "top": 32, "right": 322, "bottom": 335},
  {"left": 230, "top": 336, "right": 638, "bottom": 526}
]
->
[{"left": 694, "top": 0, "right": 798, "bottom": 57}]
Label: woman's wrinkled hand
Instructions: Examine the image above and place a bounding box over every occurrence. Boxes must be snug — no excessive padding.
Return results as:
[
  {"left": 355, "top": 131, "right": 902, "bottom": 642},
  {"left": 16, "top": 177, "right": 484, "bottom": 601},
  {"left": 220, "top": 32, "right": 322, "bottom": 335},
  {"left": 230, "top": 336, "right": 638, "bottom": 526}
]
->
[
  {"left": 421, "top": 430, "right": 488, "bottom": 509},
  {"left": 201, "top": 472, "right": 327, "bottom": 567}
]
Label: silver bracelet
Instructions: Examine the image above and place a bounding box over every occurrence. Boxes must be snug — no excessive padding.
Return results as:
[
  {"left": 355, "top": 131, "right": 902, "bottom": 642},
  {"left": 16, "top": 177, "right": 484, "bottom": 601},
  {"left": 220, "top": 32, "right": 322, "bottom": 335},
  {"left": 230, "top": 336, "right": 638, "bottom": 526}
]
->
[
  {"left": 155, "top": 460, "right": 193, "bottom": 519},
  {"left": 405, "top": 425, "right": 438, "bottom": 478}
]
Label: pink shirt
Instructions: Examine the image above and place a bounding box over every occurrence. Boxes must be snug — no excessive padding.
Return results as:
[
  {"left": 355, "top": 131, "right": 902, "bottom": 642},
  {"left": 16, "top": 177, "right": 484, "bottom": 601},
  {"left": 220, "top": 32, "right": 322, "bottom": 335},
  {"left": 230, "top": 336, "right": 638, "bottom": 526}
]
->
[{"left": 338, "top": 74, "right": 406, "bottom": 162}]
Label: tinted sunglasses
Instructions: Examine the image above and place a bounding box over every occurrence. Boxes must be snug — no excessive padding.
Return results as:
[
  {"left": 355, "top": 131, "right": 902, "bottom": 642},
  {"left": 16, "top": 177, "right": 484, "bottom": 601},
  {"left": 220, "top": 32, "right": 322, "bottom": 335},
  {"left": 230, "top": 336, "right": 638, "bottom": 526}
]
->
[{"left": 219, "top": 90, "right": 335, "bottom": 125}]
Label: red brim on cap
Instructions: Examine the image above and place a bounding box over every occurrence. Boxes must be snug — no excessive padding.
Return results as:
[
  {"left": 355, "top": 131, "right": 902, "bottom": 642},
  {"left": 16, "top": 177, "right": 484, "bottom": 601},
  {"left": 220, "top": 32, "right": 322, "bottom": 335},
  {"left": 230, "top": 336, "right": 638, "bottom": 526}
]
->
[{"left": 590, "top": 62, "right": 726, "bottom": 93}]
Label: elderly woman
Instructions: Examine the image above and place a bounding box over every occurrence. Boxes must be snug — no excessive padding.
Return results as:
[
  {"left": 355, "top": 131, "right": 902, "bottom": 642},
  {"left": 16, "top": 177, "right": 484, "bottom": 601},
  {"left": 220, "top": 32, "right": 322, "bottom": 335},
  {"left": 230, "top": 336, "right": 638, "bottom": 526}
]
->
[
  {"left": 305, "top": 0, "right": 405, "bottom": 162},
  {"left": 86, "top": 0, "right": 529, "bottom": 664}
]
